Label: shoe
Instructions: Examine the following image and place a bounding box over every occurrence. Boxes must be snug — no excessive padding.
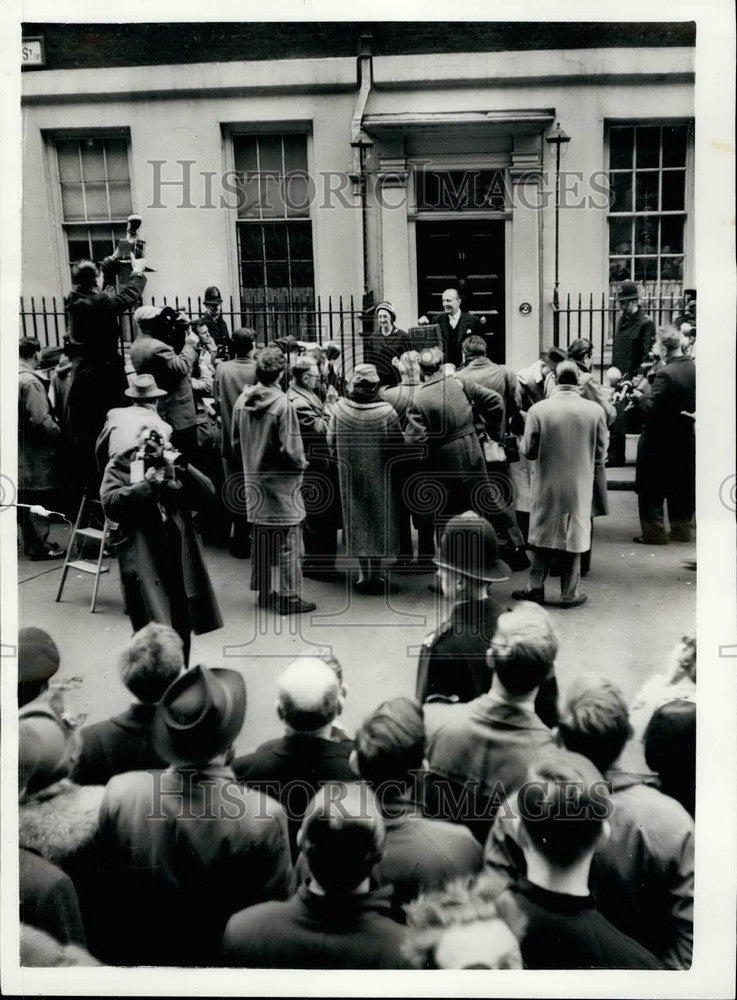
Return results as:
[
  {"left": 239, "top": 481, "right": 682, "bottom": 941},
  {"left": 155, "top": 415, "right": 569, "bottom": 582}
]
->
[
  {"left": 681, "top": 558, "right": 697, "bottom": 571},
  {"left": 303, "top": 568, "right": 343, "bottom": 582},
  {"left": 413, "top": 559, "right": 437, "bottom": 574},
  {"left": 633, "top": 535, "right": 668, "bottom": 546},
  {"left": 278, "top": 596, "right": 317, "bottom": 615},
  {"left": 354, "top": 578, "right": 372, "bottom": 594},
  {"left": 391, "top": 559, "right": 420, "bottom": 575},
  {"left": 511, "top": 587, "right": 545, "bottom": 604},
  {"left": 505, "top": 547, "right": 531, "bottom": 572},
  {"left": 29, "top": 545, "right": 65, "bottom": 561},
  {"left": 669, "top": 531, "right": 692, "bottom": 543},
  {"left": 229, "top": 545, "right": 251, "bottom": 559},
  {"left": 560, "top": 593, "right": 588, "bottom": 608},
  {"left": 256, "top": 590, "right": 278, "bottom": 609}
]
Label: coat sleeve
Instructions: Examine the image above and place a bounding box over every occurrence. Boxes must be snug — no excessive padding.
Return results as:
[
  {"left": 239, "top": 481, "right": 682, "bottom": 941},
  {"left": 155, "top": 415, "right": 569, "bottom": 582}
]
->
[
  {"left": 293, "top": 394, "right": 329, "bottom": 438},
  {"left": 150, "top": 340, "right": 198, "bottom": 388},
  {"left": 279, "top": 400, "right": 308, "bottom": 470},
  {"left": 104, "top": 273, "right": 147, "bottom": 313},
  {"left": 99, "top": 457, "right": 156, "bottom": 521},
  {"left": 521, "top": 406, "right": 540, "bottom": 459},
  {"left": 404, "top": 399, "right": 429, "bottom": 447},
  {"left": 595, "top": 409, "right": 609, "bottom": 467},
  {"left": 22, "top": 380, "right": 60, "bottom": 440},
  {"left": 463, "top": 380, "right": 504, "bottom": 441},
  {"left": 662, "top": 821, "right": 694, "bottom": 970}
]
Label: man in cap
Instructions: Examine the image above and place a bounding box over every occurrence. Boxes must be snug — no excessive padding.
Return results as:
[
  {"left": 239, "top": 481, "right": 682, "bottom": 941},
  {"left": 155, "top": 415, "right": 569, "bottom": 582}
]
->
[
  {"left": 418, "top": 287, "right": 484, "bottom": 369},
  {"left": 512, "top": 360, "right": 607, "bottom": 608},
  {"left": 94, "top": 373, "right": 171, "bottom": 468},
  {"left": 93, "top": 664, "right": 292, "bottom": 966},
  {"left": 223, "top": 784, "right": 409, "bottom": 968},
  {"left": 129, "top": 305, "right": 201, "bottom": 459},
  {"left": 424, "top": 601, "right": 557, "bottom": 844},
  {"left": 232, "top": 346, "right": 316, "bottom": 614},
  {"left": 198, "top": 285, "right": 231, "bottom": 358},
  {"left": 608, "top": 280, "right": 656, "bottom": 465},
  {"left": 233, "top": 656, "right": 355, "bottom": 859},
  {"left": 18, "top": 338, "right": 64, "bottom": 560}
]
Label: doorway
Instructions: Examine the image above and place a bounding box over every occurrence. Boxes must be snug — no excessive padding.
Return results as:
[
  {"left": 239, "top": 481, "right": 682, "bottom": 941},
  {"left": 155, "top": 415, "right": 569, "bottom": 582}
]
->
[{"left": 415, "top": 219, "right": 505, "bottom": 362}]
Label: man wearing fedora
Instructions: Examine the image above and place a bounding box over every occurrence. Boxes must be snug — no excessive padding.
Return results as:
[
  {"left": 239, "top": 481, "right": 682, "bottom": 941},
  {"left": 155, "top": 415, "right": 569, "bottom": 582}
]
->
[
  {"left": 609, "top": 280, "right": 656, "bottom": 466},
  {"left": 198, "top": 285, "right": 232, "bottom": 359},
  {"left": 94, "top": 373, "right": 171, "bottom": 468},
  {"left": 93, "top": 665, "right": 292, "bottom": 966}
]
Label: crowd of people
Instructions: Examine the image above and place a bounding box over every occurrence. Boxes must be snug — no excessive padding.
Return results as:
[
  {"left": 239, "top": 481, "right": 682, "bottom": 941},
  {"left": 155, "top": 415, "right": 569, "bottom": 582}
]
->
[{"left": 16, "top": 262, "right": 697, "bottom": 969}]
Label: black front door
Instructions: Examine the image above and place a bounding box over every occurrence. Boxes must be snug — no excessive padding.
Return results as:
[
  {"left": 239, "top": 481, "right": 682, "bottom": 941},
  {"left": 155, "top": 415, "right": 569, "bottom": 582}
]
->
[{"left": 415, "top": 219, "right": 505, "bottom": 362}]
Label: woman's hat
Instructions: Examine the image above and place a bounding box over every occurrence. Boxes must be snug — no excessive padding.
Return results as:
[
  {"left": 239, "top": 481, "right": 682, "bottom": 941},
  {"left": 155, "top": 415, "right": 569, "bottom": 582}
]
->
[
  {"left": 539, "top": 345, "right": 568, "bottom": 370},
  {"left": 124, "top": 374, "right": 167, "bottom": 400},
  {"left": 18, "top": 705, "right": 76, "bottom": 797},
  {"left": 350, "top": 363, "right": 380, "bottom": 388},
  {"left": 203, "top": 286, "right": 223, "bottom": 305},
  {"left": 374, "top": 301, "right": 397, "bottom": 322},
  {"left": 433, "top": 511, "right": 510, "bottom": 583},
  {"left": 567, "top": 338, "right": 593, "bottom": 361},
  {"left": 18, "top": 627, "right": 60, "bottom": 685},
  {"left": 153, "top": 665, "right": 246, "bottom": 766}
]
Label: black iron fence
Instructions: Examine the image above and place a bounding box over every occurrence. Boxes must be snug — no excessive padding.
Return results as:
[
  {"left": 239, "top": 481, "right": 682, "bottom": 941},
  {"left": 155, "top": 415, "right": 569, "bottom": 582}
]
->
[
  {"left": 554, "top": 292, "right": 688, "bottom": 377},
  {"left": 19, "top": 292, "right": 367, "bottom": 371}
]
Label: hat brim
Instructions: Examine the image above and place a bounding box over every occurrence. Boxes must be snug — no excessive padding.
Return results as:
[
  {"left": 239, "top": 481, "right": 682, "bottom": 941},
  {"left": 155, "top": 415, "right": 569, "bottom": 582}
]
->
[
  {"left": 432, "top": 555, "right": 510, "bottom": 584},
  {"left": 124, "top": 387, "right": 168, "bottom": 399},
  {"left": 153, "top": 667, "right": 246, "bottom": 766},
  {"left": 204, "top": 298, "right": 223, "bottom": 305}
]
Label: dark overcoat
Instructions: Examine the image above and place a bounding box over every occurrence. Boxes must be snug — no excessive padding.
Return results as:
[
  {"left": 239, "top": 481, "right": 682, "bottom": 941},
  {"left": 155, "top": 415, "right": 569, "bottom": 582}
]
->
[{"left": 99, "top": 449, "right": 223, "bottom": 635}]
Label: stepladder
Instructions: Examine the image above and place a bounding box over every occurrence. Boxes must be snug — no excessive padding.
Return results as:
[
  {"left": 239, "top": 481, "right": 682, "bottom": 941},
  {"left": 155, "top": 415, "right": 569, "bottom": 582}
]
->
[{"left": 55, "top": 494, "right": 113, "bottom": 613}]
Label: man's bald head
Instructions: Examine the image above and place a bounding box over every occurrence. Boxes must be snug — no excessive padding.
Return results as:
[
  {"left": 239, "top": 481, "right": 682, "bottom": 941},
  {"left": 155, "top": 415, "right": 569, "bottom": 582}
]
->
[{"left": 277, "top": 657, "right": 341, "bottom": 733}]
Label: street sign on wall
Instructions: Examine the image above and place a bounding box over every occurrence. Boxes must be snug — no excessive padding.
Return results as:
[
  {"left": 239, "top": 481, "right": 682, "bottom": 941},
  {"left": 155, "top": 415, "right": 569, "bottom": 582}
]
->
[{"left": 22, "top": 37, "right": 45, "bottom": 69}]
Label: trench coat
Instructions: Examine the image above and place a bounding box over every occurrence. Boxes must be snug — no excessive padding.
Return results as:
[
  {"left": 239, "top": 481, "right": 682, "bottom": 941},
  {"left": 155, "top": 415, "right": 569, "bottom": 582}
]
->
[
  {"left": 99, "top": 449, "right": 223, "bottom": 635},
  {"left": 18, "top": 365, "right": 61, "bottom": 491},
  {"left": 522, "top": 385, "right": 608, "bottom": 553},
  {"left": 327, "top": 397, "right": 404, "bottom": 557}
]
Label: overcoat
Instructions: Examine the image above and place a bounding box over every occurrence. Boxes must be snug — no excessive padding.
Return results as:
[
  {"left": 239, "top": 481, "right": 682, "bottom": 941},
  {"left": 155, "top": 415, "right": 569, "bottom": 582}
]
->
[
  {"left": 18, "top": 365, "right": 61, "bottom": 491},
  {"left": 361, "top": 326, "right": 411, "bottom": 386},
  {"left": 100, "top": 449, "right": 223, "bottom": 635},
  {"left": 327, "top": 397, "right": 404, "bottom": 557},
  {"left": 129, "top": 332, "right": 198, "bottom": 432},
  {"left": 522, "top": 385, "right": 608, "bottom": 553}
]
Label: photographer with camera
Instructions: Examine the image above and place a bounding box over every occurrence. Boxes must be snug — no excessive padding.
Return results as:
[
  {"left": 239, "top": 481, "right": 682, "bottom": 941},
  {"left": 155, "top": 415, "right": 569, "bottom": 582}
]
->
[
  {"left": 130, "top": 306, "right": 201, "bottom": 461},
  {"left": 100, "top": 425, "right": 223, "bottom": 665}
]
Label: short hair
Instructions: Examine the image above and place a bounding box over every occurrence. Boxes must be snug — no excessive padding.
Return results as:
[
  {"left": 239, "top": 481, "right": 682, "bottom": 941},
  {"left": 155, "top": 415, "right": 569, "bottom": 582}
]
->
[
  {"left": 557, "top": 674, "right": 633, "bottom": 773},
  {"left": 231, "top": 328, "right": 255, "bottom": 358},
  {"left": 657, "top": 325, "right": 684, "bottom": 352},
  {"left": 461, "top": 335, "right": 487, "bottom": 358},
  {"left": 517, "top": 757, "right": 607, "bottom": 866},
  {"left": 403, "top": 874, "right": 526, "bottom": 970},
  {"left": 643, "top": 699, "right": 696, "bottom": 815},
  {"left": 567, "top": 338, "right": 593, "bottom": 361},
  {"left": 555, "top": 360, "right": 580, "bottom": 385},
  {"left": 72, "top": 260, "right": 99, "bottom": 288},
  {"left": 255, "top": 346, "right": 287, "bottom": 385},
  {"left": 296, "top": 645, "right": 343, "bottom": 685},
  {"left": 118, "top": 623, "right": 184, "bottom": 703},
  {"left": 354, "top": 697, "right": 425, "bottom": 789},
  {"left": 299, "top": 783, "right": 385, "bottom": 893},
  {"left": 278, "top": 659, "right": 341, "bottom": 732},
  {"left": 490, "top": 602, "right": 558, "bottom": 697},
  {"left": 291, "top": 355, "right": 316, "bottom": 383},
  {"left": 19, "top": 338, "right": 41, "bottom": 360},
  {"left": 442, "top": 288, "right": 461, "bottom": 301},
  {"left": 419, "top": 346, "right": 444, "bottom": 373}
]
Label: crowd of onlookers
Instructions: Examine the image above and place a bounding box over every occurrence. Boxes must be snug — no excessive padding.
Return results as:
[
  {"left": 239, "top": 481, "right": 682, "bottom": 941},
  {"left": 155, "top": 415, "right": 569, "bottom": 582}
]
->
[{"left": 18, "top": 613, "right": 695, "bottom": 969}]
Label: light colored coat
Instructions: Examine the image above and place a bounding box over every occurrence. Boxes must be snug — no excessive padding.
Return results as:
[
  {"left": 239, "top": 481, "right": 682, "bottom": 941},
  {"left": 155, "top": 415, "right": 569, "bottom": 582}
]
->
[{"left": 522, "top": 385, "right": 608, "bottom": 552}]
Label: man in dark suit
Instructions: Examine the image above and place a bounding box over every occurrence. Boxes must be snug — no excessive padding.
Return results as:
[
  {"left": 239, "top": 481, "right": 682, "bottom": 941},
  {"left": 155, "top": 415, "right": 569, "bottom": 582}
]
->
[
  {"left": 632, "top": 324, "right": 696, "bottom": 544},
  {"left": 233, "top": 656, "right": 355, "bottom": 859},
  {"left": 419, "top": 288, "right": 483, "bottom": 369}
]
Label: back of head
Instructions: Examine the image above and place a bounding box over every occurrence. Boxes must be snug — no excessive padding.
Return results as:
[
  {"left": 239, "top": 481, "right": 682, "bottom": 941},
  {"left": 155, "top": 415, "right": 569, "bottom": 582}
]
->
[
  {"left": 119, "top": 623, "right": 184, "bottom": 703},
  {"left": 299, "top": 783, "right": 385, "bottom": 894},
  {"left": 19, "top": 337, "right": 41, "bottom": 362},
  {"left": 354, "top": 697, "right": 424, "bottom": 790},
  {"left": 555, "top": 360, "right": 580, "bottom": 386},
  {"left": 256, "top": 346, "right": 287, "bottom": 385},
  {"left": 72, "top": 260, "right": 98, "bottom": 290},
  {"left": 419, "top": 346, "right": 444, "bottom": 375},
  {"left": 657, "top": 324, "right": 684, "bottom": 354},
  {"left": 567, "top": 338, "right": 592, "bottom": 363},
  {"left": 277, "top": 657, "right": 341, "bottom": 733},
  {"left": 231, "top": 328, "right": 255, "bottom": 358},
  {"left": 557, "top": 673, "right": 632, "bottom": 773},
  {"left": 517, "top": 754, "right": 607, "bottom": 867},
  {"left": 290, "top": 355, "right": 314, "bottom": 384},
  {"left": 489, "top": 602, "right": 558, "bottom": 698},
  {"left": 462, "top": 335, "right": 487, "bottom": 359},
  {"left": 643, "top": 699, "right": 696, "bottom": 814},
  {"left": 18, "top": 627, "right": 60, "bottom": 707}
]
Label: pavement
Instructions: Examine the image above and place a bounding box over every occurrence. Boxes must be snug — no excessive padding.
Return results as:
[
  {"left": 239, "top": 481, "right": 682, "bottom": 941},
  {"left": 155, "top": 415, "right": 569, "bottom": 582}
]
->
[{"left": 17, "top": 478, "right": 696, "bottom": 761}]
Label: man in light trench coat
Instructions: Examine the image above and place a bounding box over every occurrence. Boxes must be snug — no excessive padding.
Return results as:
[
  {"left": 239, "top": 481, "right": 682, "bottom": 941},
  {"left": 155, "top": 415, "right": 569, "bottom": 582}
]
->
[{"left": 512, "top": 361, "right": 608, "bottom": 608}]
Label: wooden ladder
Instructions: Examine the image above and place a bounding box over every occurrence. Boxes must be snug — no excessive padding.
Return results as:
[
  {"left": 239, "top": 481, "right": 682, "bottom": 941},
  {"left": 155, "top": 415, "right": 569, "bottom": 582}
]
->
[{"left": 55, "top": 494, "right": 112, "bottom": 613}]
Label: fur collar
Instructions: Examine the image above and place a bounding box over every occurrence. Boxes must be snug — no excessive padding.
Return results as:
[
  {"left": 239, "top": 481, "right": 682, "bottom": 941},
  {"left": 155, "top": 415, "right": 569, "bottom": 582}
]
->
[{"left": 19, "top": 779, "right": 104, "bottom": 865}]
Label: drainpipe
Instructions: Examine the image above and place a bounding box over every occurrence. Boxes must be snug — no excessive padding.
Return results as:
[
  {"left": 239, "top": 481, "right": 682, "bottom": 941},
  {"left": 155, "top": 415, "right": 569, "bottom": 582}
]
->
[{"left": 350, "top": 33, "right": 373, "bottom": 301}]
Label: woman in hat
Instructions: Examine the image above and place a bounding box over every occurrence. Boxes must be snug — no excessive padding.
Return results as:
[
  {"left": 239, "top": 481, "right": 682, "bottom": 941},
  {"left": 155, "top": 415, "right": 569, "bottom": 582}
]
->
[
  {"left": 327, "top": 364, "right": 405, "bottom": 593},
  {"left": 361, "top": 301, "right": 411, "bottom": 388}
]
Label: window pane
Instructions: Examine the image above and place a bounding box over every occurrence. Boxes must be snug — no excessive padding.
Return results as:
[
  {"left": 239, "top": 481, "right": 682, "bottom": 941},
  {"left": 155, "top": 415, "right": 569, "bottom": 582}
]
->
[
  {"left": 108, "top": 182, "right": 133, "bottom": 218},
  {"left": 263, "top": 224, "right": 288, "bottom": 260},
  {"left": 67, "top": 237, "right": 90, "bottom": 262},
  {"left": 635, "top": 171, "right": 659, "bottom": 211},
  {"left": 282, "top": 134, "right": 308, "bottom": 173},
  {"left": 660, "top": 215, "right": 684, "bottom": 254},
  {"left": 56, "top": 140, "right": 81, "bottom": 181},
  {"left": 635, "top": 217, "right": 658, "bottom": 254},
  {"left": 609, "top": 217, "right": 633, "bottom": 254},
  {"left": 80, "top": 139, "right": 106, "bottom": 181},
  {"left": 636, "top": 126, "right": 660, "bottom": 168},
  {"left": 91, "top": 235, "right": 115, "bottom": 262},
  {"left": 662, "top": 171, "right": 685, "bottom": 210},
  {"left": 660, "top": 257, "right": 683, "bottom": 280},
  {"left": 236, "top": 176, "right": 261, "bottom": 219},
  {"left": 260, "top": 174, "right": 286, "bottom": 218},
  {"left": 609, "top": 258, "right": 631, "bottom": 282},
  {"left": 60, "top": 183, "right": 85, "bottom": 221},
  {"left": 258, "top": 135, "right": 283, "bottom": 174},
  {"left": 288, "top": 223, "right": 314, "bottom": 260},
  {"left": 609, "top": 173, "right": 632, "bottom": 212},
  {"left": 284, "top": 172, "right": 311, "bottom": 218},
  {"left": 241, "top": 265, "right": 264, "bottom": 288},
  {"left": 105, "top": 139, "right": 130, "bottom": 180},
  {"left": 234, "top": 137, "right": 258, "bottom": 174},
  {"left": 239, "top": 224, "right": 264, "bottom": 257},
  {"left": 634, "top": 257, "right": 658, "bottom": 281},
  {"left": 609, "top": 127, "right": 634, "bottom": 169},
  {"left": 266, "top": 261, "right": 290, "bottom": 289},
  {"left": 84, "top": 182, "right": 109, "bottom": 220},
  {"left": 290, "top": 261, "right": 314, "bottom": 288},
  {"left": 662, "top": 125, "right": 688, "bottom": 167}
]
